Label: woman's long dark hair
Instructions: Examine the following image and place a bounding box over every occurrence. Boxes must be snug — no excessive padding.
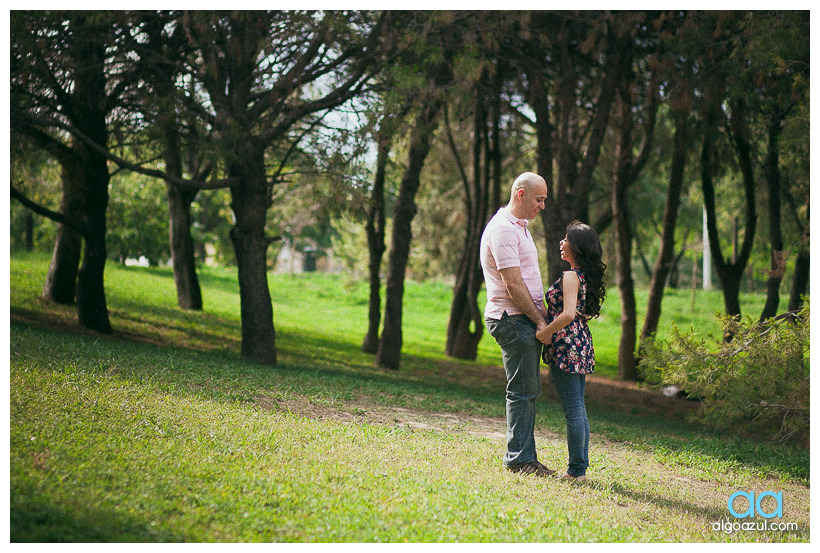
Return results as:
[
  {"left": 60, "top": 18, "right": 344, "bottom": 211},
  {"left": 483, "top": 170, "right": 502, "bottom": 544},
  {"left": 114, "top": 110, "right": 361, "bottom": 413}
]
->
[{"left": 565, "top": 221, "right": 607, "bottom": 318}]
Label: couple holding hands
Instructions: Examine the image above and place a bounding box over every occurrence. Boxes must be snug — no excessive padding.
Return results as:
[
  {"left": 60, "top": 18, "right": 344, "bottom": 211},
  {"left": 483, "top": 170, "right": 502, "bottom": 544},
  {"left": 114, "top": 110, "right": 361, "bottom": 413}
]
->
[{"left": 480, "top": 172, "right": 607, "bottom": 482}]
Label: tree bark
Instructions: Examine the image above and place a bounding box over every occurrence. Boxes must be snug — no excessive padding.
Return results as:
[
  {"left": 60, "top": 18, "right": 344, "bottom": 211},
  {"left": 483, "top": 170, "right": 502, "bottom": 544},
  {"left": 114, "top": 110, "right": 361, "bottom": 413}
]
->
[
  {"left": 445, "top": 78, "right": 498, "bottom": 360},
  {"left": 641, "top": 112, "right": 689, "bottom": 343},
  {"left": 69, "top": 20, "right": 112, "bottom": 334},
  {"left": 703, "top": 100, "right": 757, "bottom": 320},
  {"left": 376, "top": 99, "right": 441, "bottom": 370},
  {"left": 229, "top": 147, "right": 277, "bottom": 365},
  {"left": 168, "top": 182, "right": 203, "bottom": 310},
  {"left": 611, "top": 96, "right": 638, "bottom": 381},
  {"left": 788, "top": 242, "right": 809, "bottom": 311},
  {"left": 759, "top": 116, "right": 785, "bottom": 321},
  {"left": 532, "top": 21, "right": 621, "bottom": 284},
  {"left": 43, "top": 159, "right": 83, "bottom": 304},
  {"left": 362, "top": 123, "right": 391, "bottom": 353}
]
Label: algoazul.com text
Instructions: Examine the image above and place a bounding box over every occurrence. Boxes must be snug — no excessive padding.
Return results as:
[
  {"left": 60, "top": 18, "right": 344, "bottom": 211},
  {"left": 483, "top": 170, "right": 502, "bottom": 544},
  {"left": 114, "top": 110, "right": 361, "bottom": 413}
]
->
[{"left": 712, "top": 518, "right": 798, "bottom": 534}]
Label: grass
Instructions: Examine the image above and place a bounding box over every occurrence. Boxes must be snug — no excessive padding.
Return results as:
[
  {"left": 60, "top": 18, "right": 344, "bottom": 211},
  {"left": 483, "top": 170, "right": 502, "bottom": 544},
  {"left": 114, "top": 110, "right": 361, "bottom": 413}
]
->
[{"left": 9, "top": 252, "right": 809, "bottom": 542}]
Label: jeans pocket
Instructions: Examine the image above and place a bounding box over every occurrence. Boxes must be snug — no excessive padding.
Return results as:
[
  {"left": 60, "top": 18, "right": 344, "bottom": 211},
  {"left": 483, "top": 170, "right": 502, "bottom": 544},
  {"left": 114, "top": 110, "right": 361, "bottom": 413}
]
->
[
  {"left": 513, "top": 316, "right": 536, "bottom": 341},
  {"left": 486, "top": 313, "right": 519, "bottom": 347}
]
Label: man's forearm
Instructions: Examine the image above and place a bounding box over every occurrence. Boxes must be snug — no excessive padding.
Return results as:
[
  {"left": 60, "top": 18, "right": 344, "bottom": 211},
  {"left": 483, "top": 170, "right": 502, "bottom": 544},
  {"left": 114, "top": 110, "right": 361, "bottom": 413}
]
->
[
  {"left": 508, "top": 281, "right": 546, "bottom": 327},
  {"left": 499, "top": 267, "right": 546, "bottom": 328}
]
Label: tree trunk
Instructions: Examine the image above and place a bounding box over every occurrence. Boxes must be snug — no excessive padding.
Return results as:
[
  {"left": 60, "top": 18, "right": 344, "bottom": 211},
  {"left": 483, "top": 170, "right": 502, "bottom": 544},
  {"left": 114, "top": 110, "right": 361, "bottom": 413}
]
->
[
  {"left": 760, "top": 117, "right": 785, "bottom": 321},
  {"left": 641, "top": 113, "right": 689, "bottom": 343},
  {"left": 376, "top": 99, "right": 441, "bottom": 370},
  {"left": 43, "top": 160, "right": 83, "bottom": 304},
  {"left": 229, "top": 148, "right": 277, "bottom": 365},
  {"left": 788, "top": 243, "right": 809, "bottom": 311},
  {"left": 74, "top": 140, "right": 112, "bottom": 334},
  {"left": 362, "top": 125, "right": 390, "bottom": 353},
  {"left": 610, "top": 36, "right": 658, "bottom": 381},
  {"left": 533, "top": 25, "right": 621, "bottom": 284},
  {"left": 71, "top": 27, "right": 112, "bottom": 334},
  {"left": 168, "top": 183, "right": 203, "bottom": 310},
  {"left": 445, "top": 80, "right": 498, "bottom": 360},
  {"left": 703, "top": 100, "right": 757, "bottom": 320},
  {"left": 611, "top": 98, "right": 638, "bottom": 381},
  {"left": 162, "top": 96, "right": 204, "bottom": 311}
]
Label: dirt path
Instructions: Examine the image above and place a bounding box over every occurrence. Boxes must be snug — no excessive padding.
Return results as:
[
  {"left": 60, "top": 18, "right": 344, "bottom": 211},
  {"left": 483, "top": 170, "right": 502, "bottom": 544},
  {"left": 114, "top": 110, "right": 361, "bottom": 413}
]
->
[{"left": 255, "top": 368, "right": 700, "bottom": 439}]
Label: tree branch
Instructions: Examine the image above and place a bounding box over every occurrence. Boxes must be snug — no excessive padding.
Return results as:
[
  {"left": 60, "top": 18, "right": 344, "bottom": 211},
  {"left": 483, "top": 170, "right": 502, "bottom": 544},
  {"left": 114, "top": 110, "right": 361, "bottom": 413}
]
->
[
  {"left": 11, "top": 183, "right": 87, "bottom": 236},
  {"left": 17, "top": 112, "right": 239, "bottom": 190},
  {"left": 443, "top": 103, "right": 471, "bottom": 196}
]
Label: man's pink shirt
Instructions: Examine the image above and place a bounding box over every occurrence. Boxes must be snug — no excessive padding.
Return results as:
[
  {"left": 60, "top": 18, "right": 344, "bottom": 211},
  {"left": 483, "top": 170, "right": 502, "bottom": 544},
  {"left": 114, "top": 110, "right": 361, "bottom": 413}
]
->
[{"left": 480, "top": 208, "right": 546, "bottom": 320}]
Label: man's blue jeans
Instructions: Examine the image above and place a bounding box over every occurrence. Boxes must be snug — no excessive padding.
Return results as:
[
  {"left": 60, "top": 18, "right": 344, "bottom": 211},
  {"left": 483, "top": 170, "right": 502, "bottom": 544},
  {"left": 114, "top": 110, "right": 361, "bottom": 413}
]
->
[
  {"left": 549, "top": 365, "right": 589, "bottom": 477},
  {"left": 486, "top": 312, "right": 542, "bottom": 468}
]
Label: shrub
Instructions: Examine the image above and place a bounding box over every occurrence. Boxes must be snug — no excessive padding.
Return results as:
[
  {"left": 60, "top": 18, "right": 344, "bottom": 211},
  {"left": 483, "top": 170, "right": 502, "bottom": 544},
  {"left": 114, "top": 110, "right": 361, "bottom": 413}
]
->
[{"left": 640, "top": 303, "right": 809, "bottom": 444}]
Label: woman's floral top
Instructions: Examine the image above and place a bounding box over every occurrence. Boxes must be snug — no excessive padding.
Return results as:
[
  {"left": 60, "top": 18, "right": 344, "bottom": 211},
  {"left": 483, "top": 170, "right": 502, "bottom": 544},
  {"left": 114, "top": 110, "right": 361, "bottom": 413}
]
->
[{"left": 543, "top": 268, "right": 595, "bottom": 374}]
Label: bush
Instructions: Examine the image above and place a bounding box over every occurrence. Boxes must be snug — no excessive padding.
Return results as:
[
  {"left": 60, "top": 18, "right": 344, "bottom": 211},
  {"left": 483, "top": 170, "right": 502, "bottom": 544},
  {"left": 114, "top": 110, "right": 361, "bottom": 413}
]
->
[{"left": 640, "top": 303, "right": 809, "bottom": 444}]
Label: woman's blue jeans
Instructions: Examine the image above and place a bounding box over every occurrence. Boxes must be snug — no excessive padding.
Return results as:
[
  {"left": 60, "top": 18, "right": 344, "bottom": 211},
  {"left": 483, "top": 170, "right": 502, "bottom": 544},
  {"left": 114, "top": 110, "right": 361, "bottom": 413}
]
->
[
  {"left": 549, "top": 365, "right": 589, "bottom": 476},
  {"left": 486, "top": 312, "right": 542, "bottom": 468}
]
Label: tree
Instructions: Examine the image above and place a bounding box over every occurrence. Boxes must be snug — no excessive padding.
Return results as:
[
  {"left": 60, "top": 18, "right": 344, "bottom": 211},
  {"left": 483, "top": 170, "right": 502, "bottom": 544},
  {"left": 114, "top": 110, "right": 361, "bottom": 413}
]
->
[
  {"left": 731, "top": 11, "right": 811, "bottom": 321},
  {"left": 599, "top": 13, "right": 661, "bottom": 380},
  {"left": 180, "top": 11, "right": 386, "bottom": 364},
  {"left": 375, "top": 96, "right": 444, "bottom": 370},
  {"left": 361, "top": 109, "right": 400, "bottom": 353},
  {"left": 694, "top": 11, "right": 810, "bottom": 322},
  {"left": 133, "top": 11, "right": 210, "bottom": 310},
  {"left": 703, "top": 79, "right": 758, "bottom": 319},
  {"left": 372, "top": 12, "right": 465, "bottom": 370},
  {"left": 10, "top": 12, "right": 145, "bottom": 332},
  {"left": 442, "top": 13, "right": 511, "bottom": 361},
  {"left": 639, "top": 13, "right": 699, "bottom": 345},
  {"left": 444, "top": 68, "right": 504, "bottom": 360},
  {"left": 640, "top": 109, "right": 692, "bottom": 344},
  {"left": 509, "top": 12, "right": 623, "bottom": 283}
]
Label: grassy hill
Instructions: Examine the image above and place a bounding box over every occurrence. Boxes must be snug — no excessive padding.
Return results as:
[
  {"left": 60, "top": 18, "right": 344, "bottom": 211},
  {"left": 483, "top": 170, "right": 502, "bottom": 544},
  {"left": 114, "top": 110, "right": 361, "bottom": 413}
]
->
[{"left": 9, "top": 252, "right": 809, "bottom": 542}]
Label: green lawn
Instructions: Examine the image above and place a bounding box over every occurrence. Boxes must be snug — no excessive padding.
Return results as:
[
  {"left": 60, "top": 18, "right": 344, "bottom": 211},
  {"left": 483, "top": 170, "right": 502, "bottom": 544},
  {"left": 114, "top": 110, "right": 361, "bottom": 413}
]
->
[{"left": 9, "top": 252, "right": 809, "bottom": 542}]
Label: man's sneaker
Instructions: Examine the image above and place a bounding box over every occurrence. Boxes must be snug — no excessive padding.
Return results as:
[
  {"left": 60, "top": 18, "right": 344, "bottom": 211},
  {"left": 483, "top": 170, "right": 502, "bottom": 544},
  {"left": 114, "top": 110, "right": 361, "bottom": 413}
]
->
[
  {"left": 508, "top": 461, "right": 556, "bottom": 477},
  {"left": 559, "top": 471, "right": 587, "bottom": 483}
]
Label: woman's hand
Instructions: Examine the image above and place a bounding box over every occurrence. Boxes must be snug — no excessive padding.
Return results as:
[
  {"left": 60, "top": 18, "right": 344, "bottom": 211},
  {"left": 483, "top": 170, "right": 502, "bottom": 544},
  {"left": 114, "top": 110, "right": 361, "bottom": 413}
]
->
[{"left": 536, "top": 328, "right": 553, "bottom": 345}]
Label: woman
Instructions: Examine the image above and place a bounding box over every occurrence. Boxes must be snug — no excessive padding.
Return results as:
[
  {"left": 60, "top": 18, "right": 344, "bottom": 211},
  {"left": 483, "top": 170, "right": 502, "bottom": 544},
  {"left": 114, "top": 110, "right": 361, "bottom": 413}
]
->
[{"left": 536, "top": 221, "right": 606, "bottom": 482}]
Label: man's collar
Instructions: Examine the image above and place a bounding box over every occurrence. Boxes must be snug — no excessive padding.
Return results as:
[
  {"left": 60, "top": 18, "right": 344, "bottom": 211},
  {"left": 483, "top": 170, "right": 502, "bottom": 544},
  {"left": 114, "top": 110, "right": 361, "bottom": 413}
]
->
[
  {"left": 502, "top": 208, "right": 528, "bottom": 226},
  {"left": 501, "top": 208, "right": 529, "bottom": 234}
]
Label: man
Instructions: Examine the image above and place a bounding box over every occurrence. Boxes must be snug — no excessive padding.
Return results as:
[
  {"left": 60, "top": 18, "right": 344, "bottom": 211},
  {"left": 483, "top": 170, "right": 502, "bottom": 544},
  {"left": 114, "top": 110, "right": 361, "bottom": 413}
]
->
[{"left": 480, "top": 172, "right": 554, "bottom": 477}]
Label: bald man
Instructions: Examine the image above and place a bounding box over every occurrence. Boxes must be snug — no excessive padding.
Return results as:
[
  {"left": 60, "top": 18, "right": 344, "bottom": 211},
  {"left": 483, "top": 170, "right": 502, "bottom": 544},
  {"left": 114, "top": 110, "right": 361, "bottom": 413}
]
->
[{"left": 480, "top": 172, "right": 555, "bottom": 477}]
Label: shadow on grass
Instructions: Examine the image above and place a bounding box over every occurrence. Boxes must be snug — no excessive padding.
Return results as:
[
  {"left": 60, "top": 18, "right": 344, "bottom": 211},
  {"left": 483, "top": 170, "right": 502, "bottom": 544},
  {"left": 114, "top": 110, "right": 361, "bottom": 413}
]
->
[
  {"left": 587, "top": 479, "right": 729, "bottom": 521},
  {"left": 10, "top": 319, "right": 810, "bottom": 483},
  {"left": 10, "top": 496, "right": 183, "bottom": 542}
]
